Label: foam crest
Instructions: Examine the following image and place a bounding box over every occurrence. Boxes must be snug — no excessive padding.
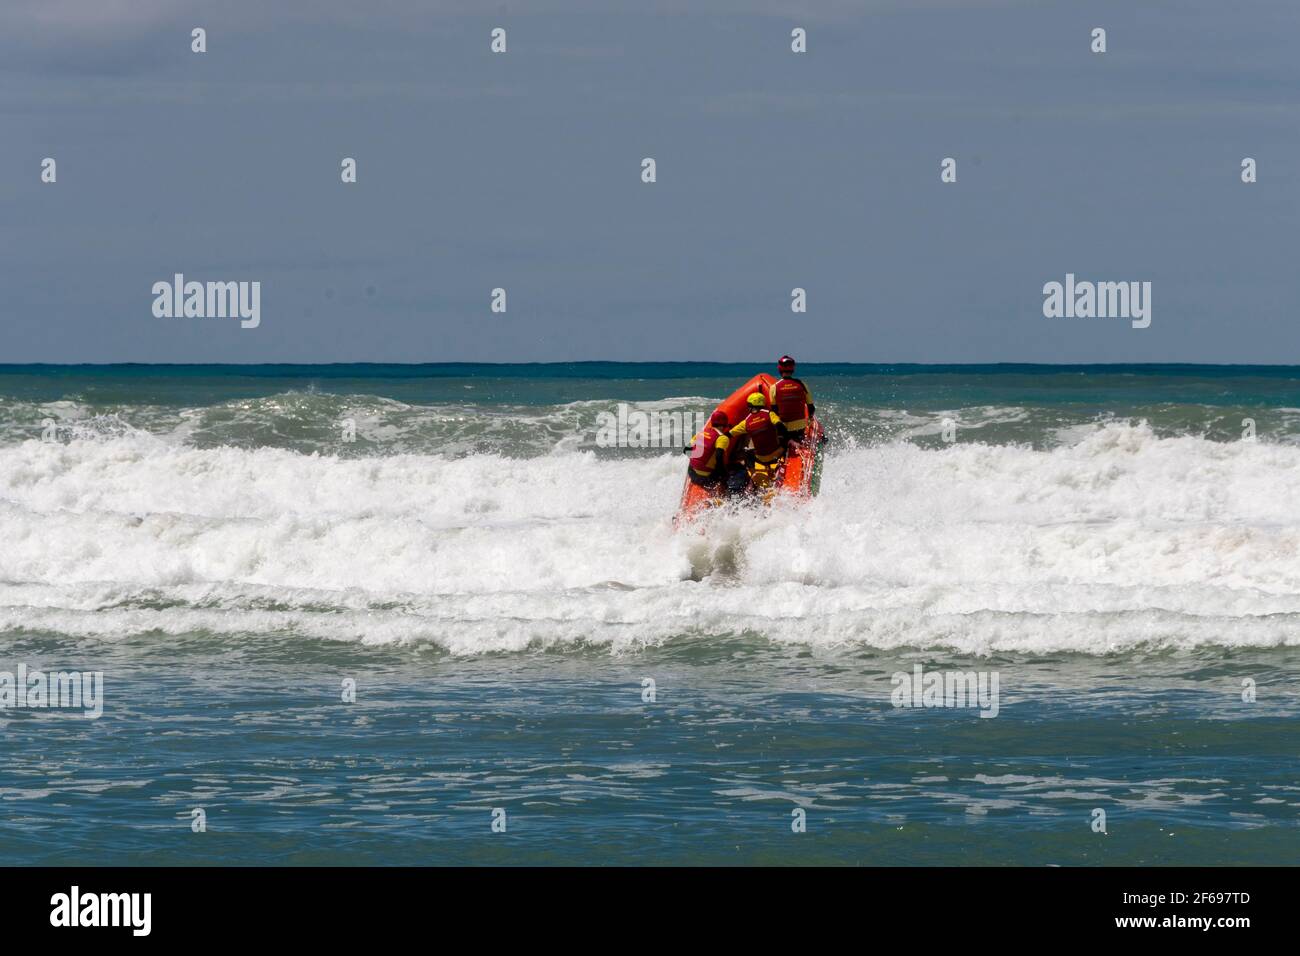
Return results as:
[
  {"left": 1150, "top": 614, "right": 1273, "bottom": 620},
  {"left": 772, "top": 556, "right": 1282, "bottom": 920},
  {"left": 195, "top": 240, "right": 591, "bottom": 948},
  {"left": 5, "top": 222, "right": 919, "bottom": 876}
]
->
[{"left": 2, "top": 422, "right": 1297, "bottom": 654}]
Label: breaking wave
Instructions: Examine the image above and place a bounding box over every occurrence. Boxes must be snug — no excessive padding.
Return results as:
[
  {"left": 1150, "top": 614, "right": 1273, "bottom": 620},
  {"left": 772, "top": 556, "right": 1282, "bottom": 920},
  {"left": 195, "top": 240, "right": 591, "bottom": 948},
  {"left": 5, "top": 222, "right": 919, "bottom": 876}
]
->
[{"left": 2, "top": 414, "right": 1299, "bottom": 655}]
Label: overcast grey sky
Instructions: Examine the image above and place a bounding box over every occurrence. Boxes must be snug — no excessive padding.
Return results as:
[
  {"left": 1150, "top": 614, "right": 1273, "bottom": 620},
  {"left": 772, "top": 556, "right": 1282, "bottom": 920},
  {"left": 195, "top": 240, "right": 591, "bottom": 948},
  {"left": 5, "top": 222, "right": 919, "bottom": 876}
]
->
[{"left": 3, "top": 0, "right": 1298, "bottom": 363}]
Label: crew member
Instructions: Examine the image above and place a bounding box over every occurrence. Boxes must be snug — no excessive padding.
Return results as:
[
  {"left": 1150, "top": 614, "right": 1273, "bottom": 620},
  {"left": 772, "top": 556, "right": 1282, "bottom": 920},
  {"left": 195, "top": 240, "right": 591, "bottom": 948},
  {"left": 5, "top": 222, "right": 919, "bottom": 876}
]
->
[
  {"left": 684, "top": 410, "right": 733, "bottom": 486},
  {"left": 729, "top": 392, "right": 787, "bottom": 470},
  {"left": 767, "top": 355, "right": 814, "bottom": 445}
]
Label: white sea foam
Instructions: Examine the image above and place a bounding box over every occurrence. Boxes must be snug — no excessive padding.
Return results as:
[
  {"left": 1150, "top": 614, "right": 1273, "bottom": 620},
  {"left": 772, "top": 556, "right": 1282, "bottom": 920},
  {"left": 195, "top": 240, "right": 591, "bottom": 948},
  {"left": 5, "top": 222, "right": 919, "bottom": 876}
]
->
[{"left": 2, "top": 421, "right": 1299, "bottom": 655}]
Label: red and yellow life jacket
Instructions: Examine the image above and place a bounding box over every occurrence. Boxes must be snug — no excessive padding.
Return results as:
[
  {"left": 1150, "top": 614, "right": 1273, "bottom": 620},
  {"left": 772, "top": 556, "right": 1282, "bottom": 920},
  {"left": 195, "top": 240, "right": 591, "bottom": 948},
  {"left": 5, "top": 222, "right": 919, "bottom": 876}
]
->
[
  {"left": 769, "top": 376, "right": 811, "bottom": 430},
  {"left": 688, "top": 425, "right": 730, "bottom": 477},
  {"left": 731, "top": 410, "right": 784, "bottom": 462}
]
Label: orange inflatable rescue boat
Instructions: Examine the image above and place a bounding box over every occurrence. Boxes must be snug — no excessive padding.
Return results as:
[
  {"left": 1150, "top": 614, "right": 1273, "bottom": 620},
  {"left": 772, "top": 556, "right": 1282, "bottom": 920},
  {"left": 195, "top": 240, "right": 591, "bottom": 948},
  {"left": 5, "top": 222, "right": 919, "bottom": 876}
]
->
[{"left": 674, "top": 373, "right": 825, "bottom": 527}]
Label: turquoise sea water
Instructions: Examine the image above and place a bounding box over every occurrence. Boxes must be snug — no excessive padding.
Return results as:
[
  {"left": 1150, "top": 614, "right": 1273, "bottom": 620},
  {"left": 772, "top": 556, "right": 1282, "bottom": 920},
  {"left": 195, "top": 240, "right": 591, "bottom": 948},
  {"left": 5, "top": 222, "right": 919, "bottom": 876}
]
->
[{"left": 0, "top": 364, "right": 1297, "bottom": 865}]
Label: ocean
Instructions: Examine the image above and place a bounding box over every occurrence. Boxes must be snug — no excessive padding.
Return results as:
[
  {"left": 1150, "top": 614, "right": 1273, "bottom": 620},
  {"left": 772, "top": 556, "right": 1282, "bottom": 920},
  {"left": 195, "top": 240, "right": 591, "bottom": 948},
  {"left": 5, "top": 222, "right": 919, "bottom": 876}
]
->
[{"left": 0, "top": 363, "right": 1296, "bottom": 865}]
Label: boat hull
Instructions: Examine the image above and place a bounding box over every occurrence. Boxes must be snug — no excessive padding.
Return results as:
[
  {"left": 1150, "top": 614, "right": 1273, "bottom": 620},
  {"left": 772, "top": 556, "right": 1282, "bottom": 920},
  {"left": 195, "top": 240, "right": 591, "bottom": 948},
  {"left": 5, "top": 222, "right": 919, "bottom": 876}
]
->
[{"left": 674, "top": 374, "right": 824, "bottom": 526}]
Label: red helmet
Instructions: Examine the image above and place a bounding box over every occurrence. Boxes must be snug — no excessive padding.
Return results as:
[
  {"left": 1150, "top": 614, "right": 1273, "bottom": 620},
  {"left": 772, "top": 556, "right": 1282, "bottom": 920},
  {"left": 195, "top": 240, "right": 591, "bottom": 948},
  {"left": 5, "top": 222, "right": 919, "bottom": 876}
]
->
[
  {"left": 778, "top": 355, "right": 796, "bottom": 374},
  {"left": 710, "top": 410, "right": 729, "bottom": 427}
]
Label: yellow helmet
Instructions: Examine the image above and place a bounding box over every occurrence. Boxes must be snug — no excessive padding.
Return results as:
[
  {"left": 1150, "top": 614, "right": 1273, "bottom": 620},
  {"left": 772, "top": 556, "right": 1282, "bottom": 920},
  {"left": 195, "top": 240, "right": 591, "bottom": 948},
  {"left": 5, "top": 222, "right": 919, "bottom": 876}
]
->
[{"left": 747, "top": 392, "right": 766, "bottom": 408}]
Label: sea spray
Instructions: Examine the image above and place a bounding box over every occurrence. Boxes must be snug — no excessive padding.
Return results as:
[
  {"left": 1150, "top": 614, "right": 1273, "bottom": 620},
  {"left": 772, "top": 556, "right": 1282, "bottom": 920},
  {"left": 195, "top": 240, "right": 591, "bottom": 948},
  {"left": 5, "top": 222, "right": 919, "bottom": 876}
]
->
[{"left": 2, "top": 421, "right": 1300, "bottom": 654}]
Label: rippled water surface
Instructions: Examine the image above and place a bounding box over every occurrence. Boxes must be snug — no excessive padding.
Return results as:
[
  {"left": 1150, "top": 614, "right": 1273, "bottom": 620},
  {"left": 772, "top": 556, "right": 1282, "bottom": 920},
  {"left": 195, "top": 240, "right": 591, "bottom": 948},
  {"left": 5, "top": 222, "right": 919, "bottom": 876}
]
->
[{"left": 1, "top": 364, "right": 1297, "bottom": 864}]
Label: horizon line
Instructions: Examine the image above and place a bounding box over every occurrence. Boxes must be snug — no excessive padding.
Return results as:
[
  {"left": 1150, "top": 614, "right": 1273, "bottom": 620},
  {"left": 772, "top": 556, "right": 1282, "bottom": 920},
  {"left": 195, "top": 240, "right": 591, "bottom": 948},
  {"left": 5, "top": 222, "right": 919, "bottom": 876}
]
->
[{"left": 5, "top": 360, "right": 1300, "bottom": 370}]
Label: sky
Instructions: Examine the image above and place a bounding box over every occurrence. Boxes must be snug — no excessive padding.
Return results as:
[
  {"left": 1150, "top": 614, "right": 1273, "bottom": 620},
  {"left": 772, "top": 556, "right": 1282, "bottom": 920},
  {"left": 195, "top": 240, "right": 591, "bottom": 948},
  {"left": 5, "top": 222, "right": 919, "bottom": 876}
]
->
[{"left": 2, "top": 0, "right": 1298, "bottom": 364}]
